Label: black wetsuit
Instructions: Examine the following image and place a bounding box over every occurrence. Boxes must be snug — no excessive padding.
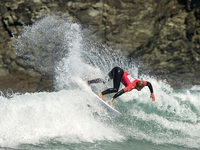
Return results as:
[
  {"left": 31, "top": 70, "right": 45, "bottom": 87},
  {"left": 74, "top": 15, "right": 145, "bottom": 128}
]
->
[{"left": 88, "top": 67, "right": 153, "bottom": 99}]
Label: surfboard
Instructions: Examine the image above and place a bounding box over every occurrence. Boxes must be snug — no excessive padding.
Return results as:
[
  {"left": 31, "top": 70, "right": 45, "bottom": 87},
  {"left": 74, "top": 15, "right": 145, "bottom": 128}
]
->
[{"left": 93, "top": 94, "right": 121, "bottom": 115}]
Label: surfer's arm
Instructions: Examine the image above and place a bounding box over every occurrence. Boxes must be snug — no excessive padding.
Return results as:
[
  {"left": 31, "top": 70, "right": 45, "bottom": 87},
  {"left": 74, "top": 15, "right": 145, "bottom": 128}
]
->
[
  {"left": 146, "top": 81, "right": 155, "bottom": 101},
  {"left": 146, "top": 81, "right": 153, "bottom": 93},
  {"left": 110, "top": 89, "right": 125, "bottom": 106},
  {"left": 113, "top": 89, "right": 125, "bottom": 99}
]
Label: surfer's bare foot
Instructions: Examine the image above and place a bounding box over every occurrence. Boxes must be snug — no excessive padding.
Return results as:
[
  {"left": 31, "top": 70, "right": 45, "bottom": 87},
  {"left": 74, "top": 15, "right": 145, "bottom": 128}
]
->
[
  {"left": 86, "top": 76, "right": 91, "bottom": 84},
  {"left": 98, "top": 93, "right": 103, "bottom": 100}
]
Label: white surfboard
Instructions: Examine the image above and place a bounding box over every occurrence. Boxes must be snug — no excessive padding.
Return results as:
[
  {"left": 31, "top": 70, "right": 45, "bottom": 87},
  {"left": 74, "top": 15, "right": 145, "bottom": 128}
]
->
[{"left": 93, "top": 94, "right": 121, "bottom": 115}]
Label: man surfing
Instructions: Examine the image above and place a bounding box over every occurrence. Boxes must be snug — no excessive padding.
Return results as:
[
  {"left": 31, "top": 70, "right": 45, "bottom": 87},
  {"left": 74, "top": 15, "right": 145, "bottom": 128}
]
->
[{"left": 88, "top": 67, "right": 155, "bottom": 106}]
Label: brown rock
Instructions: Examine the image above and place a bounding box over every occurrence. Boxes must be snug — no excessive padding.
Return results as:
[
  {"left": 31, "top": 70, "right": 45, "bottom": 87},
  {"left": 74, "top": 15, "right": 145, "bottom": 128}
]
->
[{"left": 0, "top": 0, "right": 200, "bottom": 93}]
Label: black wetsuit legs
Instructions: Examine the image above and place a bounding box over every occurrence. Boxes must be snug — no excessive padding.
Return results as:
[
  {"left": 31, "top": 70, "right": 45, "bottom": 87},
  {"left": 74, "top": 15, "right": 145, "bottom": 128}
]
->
[
  {"left": 102, "top": 67, "right": 124, "bottom": 95},
  {"left": 88, "top": 78, "right": 105, "bottom": 84}
]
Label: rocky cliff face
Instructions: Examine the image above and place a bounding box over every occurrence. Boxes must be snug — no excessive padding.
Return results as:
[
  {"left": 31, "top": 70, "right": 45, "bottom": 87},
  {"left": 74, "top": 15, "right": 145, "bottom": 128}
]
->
[{"left": 0, "top": 0, "right": 200, "bottom": 93}]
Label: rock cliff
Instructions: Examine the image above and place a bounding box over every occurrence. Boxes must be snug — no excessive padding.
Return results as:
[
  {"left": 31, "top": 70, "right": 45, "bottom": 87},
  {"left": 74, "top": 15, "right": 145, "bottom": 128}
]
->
[{"left": 0, "top": 0, "right": 200, "bottom": 93}]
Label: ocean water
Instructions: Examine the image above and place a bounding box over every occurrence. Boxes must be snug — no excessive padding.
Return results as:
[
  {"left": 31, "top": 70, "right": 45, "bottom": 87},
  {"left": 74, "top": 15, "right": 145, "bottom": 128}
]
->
[{"left": 0, "top": 15, "right": 200, "bottom": 150}]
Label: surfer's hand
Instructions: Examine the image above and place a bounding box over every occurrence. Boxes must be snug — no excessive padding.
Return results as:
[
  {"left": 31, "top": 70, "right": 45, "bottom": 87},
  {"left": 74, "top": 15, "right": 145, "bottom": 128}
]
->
[
  {"left": 150, "top": 93, "right": 155, "bottom": 101},
  {"left": 110, "top": 98, "right": 114, "bottom": 106}
]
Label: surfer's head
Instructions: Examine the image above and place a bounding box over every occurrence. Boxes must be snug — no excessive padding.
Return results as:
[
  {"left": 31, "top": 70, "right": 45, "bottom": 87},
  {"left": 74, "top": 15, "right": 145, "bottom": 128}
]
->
[{"left": 136, "top": 81, "right": 145, "bottom": 91}]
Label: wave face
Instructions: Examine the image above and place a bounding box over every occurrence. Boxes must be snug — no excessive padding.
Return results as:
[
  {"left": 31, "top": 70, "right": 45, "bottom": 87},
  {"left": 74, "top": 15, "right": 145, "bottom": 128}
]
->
[{"left": 0, "top": 15, "right": 200, "bottom": 149}]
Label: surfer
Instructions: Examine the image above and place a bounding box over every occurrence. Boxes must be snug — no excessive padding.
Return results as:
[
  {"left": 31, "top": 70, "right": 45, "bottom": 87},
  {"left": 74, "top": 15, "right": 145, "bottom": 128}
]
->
[{"left": 88, "top": 67, "right": 155, "bottom": 106}]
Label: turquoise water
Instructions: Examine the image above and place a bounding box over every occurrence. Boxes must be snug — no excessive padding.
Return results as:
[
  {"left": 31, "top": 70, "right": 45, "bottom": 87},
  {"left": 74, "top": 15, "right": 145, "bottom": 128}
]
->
[
  {"left": 0, "top": 89, "right": 199, "bottom": 150},
  {"left": 0, "top": 15, "right": 199, "bottom": 150}
]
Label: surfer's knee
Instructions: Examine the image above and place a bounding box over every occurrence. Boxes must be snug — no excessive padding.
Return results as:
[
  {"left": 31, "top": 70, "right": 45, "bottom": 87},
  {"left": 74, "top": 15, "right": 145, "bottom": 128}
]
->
[{"left": 112, "top": 88, "right": 118, "bottom": 92}]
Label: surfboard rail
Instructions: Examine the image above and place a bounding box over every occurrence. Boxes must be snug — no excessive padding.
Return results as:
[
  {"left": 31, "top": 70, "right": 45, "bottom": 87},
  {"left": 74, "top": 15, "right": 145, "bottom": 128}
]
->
[{"left": 93, "top": 93, "right": 121, "bottom": 115}]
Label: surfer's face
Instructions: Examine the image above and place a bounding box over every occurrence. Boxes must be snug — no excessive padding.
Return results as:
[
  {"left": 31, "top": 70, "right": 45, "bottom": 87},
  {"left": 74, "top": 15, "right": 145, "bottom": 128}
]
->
[{"left": 136, "top": 86, "right": 143, "bottom": 91}]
